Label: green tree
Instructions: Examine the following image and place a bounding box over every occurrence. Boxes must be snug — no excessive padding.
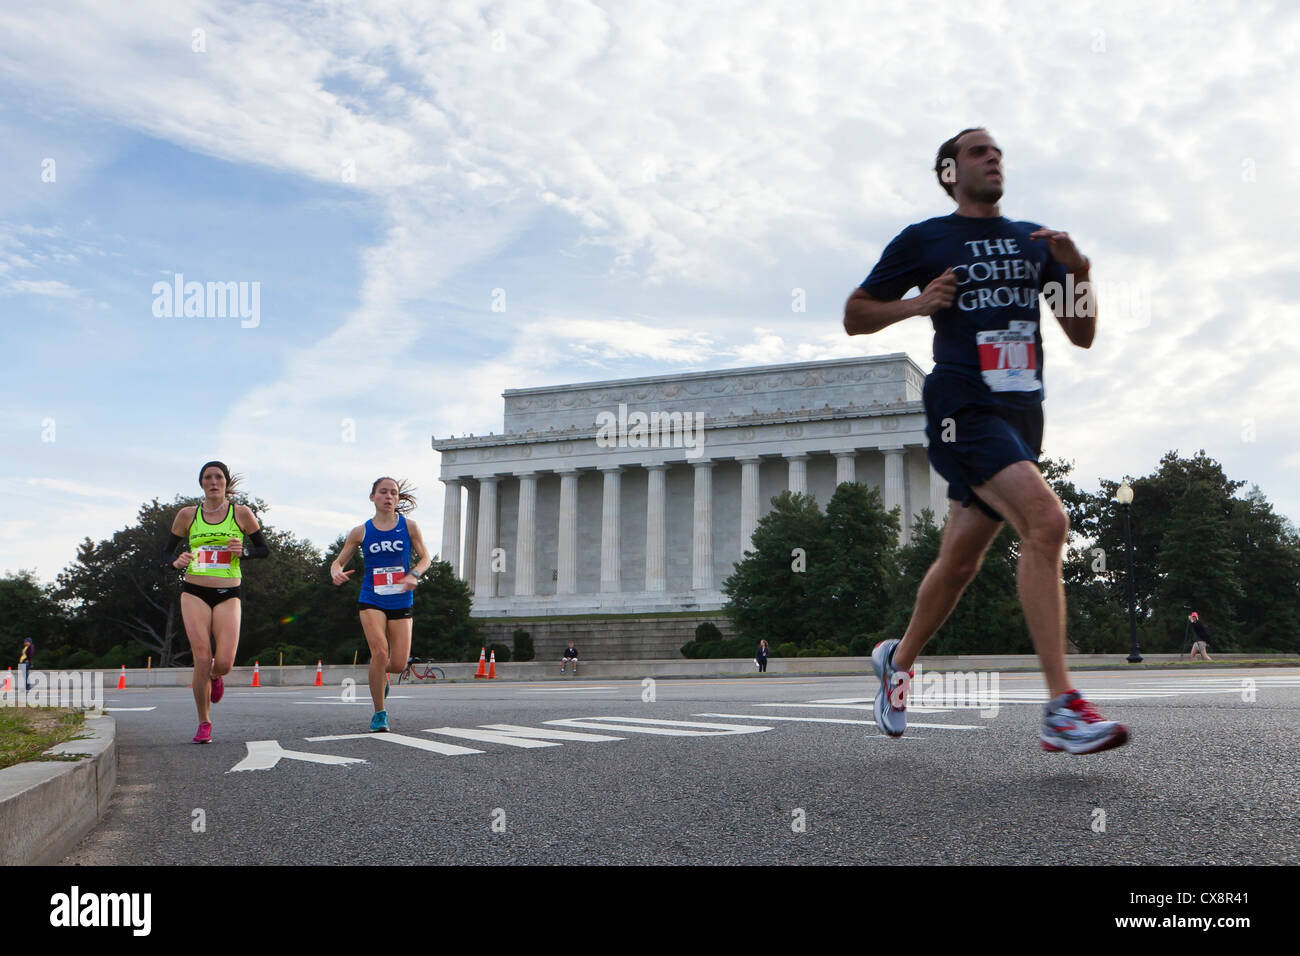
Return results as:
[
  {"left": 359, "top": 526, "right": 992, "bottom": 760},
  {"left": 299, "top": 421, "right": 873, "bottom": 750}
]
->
[
  {"left": 412, "top": 559, "right": 481, "bottom": 661},
  {"left": 56, "top": 497, "right": 191, "bottom": 667},
  {"left": 0, "top": 571, "right": 69, "bottom": 666},
  {"left": 807, "top": 482, "right": 899, "bottom": 644},
  {"left": 1229, "top": 487, "right": 1300, "bottom": 651},
  {"left": 55, "top": 495, "right": 324, "bottom": 667},
  {"left": 722, "top": 492, "right": 826, "bottom": 649}
]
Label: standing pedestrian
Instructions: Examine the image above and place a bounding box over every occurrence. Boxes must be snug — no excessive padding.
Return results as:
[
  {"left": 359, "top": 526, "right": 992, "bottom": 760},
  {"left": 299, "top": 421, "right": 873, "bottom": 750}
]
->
[
  {"left": 756, "top": 639, "right": 769, "bottom": 673},
  {"left": 1188, "top": 612, "right": 1213, "bottom": 661},
  {"left": 18, "top": 637, "right": 34, "bottom": 691}
]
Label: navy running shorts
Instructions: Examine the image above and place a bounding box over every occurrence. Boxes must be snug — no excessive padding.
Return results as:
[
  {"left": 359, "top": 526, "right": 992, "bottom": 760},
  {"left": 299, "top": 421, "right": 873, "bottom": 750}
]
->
[{"left": 923, "top": 370, "right": 1043, "bottom": 523}]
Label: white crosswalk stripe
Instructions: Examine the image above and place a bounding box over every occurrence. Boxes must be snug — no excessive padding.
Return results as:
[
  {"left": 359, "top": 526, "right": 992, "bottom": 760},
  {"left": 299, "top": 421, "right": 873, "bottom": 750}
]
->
[{"left": 694, "top": 713, "right": 988, "bottom": 730}]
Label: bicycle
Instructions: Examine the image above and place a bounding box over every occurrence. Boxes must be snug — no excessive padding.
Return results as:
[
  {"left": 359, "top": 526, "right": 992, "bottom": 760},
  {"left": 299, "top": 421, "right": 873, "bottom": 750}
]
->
[{"left": 398, "top": 658, "right": 446, "bottom": 684}]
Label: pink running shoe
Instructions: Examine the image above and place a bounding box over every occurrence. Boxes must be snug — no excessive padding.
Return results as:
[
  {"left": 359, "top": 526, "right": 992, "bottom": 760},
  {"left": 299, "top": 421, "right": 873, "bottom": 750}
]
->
[
  {"left": 193, "top": 721, "right": 212, "bottom": 744},
  {"left": 210, "top": 675, "right": 224, "bottom": 704}
]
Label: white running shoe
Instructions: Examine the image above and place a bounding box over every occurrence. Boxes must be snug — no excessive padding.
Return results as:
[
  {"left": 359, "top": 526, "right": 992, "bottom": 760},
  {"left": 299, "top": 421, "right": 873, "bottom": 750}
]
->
[
  {"left": 1040, "top": 691, "right": 1130, "bottom": 754},
  {"left": 871, "top": 639, "right": 911, "bottom": 737}
]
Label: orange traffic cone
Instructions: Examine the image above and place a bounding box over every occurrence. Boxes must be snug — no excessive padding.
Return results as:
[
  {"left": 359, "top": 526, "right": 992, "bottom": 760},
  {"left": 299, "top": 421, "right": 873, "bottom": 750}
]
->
[
  {"left": 2, "top": 668, "right": 11, "bottom": 692},
  {"left": 251, "top": 661, "right": 261, "bottom": 688},
  {"left": 473, "top": 647, "right": 487, "bottom": 679},
  {"left": 116, "top": 665, "right": 126, "bottom": 690},
  {"left": 487, "top": 650, "right": 497, "bottom": 679},
  {"left": 313, "top": 661, "right": 323, "bottom": 687}
]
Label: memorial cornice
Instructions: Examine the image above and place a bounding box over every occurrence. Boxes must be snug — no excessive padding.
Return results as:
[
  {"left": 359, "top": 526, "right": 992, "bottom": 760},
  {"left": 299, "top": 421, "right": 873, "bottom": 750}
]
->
[{"left": 432, "top": 400, "right": 924, "bottom": 452}]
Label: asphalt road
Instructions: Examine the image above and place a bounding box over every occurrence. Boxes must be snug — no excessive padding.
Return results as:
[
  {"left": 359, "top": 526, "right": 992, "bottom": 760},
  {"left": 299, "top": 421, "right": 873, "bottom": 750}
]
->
[{"left": 63, "top": 668, "right": 1300, "bottom": 865}]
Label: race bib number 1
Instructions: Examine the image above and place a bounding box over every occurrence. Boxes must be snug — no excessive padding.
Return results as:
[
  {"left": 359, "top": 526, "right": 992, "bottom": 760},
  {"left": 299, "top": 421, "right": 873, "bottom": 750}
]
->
[
  {"left": 196, "top": 547, "right": 231, "bottom": 570},
  {"left": 372, "top": 566, "right": 407, "bottom": 596},
  {"left": 977, "top": 320, "right": 1040, "bottom": 393}
]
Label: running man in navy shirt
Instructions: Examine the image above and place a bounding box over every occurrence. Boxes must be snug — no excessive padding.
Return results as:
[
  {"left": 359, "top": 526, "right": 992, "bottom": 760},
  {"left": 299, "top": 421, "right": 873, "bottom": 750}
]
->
[{"left": 844, "top": 128, "right": 1128, "bottom": 755}]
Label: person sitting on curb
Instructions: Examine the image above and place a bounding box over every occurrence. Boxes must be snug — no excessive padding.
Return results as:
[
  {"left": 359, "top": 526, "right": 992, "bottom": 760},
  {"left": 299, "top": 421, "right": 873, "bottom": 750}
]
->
[{"left": 560, "top": 641, "right": 580, "bottom": 675}]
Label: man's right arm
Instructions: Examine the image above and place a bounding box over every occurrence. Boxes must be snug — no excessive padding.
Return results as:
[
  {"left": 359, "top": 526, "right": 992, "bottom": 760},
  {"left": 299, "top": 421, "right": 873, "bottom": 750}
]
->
[{"left": 844, "top": 269, "right": 957, "bottom": 336}]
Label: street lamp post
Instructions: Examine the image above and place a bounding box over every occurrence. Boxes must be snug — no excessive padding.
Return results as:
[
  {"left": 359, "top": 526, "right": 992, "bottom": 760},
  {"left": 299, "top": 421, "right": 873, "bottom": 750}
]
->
[{"left": 1116, "top": 481, "right": 1142, "bottom": 663}]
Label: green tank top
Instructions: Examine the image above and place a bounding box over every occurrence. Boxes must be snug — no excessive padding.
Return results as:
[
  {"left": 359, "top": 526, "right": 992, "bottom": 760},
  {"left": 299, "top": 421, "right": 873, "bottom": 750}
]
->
[{"left": 187, "top": 504, "right": 244, "bottom": 579}]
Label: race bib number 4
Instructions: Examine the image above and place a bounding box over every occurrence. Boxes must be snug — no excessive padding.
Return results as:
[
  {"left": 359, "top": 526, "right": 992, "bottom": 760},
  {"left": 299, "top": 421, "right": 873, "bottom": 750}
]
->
[
  {"left": 195, "top": 547, "right": 232, "bottom": 570},
  {"left": 372, "top": 566, "right": 407, "bottom": 596},
  {"left": 977, "top": 321, "right": 1040, "bottom": 393}
]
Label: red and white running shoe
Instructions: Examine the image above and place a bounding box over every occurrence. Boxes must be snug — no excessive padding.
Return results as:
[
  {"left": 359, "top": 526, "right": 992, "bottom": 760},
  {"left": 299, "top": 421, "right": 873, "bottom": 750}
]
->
[{"left": 1040, "top": 691, "right": 1129, "bottom": 754}]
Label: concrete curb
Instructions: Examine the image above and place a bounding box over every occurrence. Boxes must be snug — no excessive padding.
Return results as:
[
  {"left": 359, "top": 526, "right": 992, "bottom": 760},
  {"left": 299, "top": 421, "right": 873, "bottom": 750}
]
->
[{"left": 0, "top": 716, "right": 117, "bottom": 865}]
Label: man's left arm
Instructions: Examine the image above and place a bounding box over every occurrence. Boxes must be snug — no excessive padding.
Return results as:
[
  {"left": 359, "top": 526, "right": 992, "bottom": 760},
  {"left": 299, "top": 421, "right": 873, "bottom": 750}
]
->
[{"left": 1031, "top": 228, "right": 1095, "bottom": 349}]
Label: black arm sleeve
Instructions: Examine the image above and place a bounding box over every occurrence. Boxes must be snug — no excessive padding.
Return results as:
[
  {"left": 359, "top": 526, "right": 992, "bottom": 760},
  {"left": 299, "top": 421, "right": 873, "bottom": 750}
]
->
[
  {"left": 161, "top": 533, "right": 185, "bottom": 567},
  {"left": 242, "top": 529, "right": 271, "bottom": 560}
]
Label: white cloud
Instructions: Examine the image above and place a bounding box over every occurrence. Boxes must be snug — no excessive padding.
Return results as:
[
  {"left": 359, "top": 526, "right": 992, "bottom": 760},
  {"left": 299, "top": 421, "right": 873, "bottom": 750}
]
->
[{"left": 3, "top": 0, "right": 1300, "bottom": 578}]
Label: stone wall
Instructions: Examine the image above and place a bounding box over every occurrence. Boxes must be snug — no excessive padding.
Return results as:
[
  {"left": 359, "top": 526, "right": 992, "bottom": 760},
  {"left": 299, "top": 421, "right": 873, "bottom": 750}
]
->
[{"left": 478, "top": 615, "right": 736, "bottom": 661}]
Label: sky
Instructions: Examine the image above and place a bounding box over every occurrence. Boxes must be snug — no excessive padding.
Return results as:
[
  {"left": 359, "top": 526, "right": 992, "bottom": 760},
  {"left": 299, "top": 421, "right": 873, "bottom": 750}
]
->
[{"left": 2, "top": 0, "right": 1298, "bottom": 582}]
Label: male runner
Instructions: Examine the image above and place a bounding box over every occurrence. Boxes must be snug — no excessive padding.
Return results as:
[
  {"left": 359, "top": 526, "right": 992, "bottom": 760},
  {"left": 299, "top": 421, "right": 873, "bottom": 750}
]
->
[{"left": 843, "top": 127, "right": 1128, "bottom": 755}]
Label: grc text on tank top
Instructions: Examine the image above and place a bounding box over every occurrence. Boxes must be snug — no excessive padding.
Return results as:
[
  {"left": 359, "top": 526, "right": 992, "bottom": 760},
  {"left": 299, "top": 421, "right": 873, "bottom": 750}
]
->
[
  {"left": 359, "top": 514, "right": 413, "bottom": 610},
  {"left": 187, "top": 504, "right": 244, "bottom": 579},
  {"left": 860, "top": 213, "right": 1070, "bottom": 408}
]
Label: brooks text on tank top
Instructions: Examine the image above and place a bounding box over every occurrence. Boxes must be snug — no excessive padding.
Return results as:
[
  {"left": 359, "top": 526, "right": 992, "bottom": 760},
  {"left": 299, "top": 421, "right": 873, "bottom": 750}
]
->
[{"left": 187, "top": 504, "right": 244, "bottom": 578}]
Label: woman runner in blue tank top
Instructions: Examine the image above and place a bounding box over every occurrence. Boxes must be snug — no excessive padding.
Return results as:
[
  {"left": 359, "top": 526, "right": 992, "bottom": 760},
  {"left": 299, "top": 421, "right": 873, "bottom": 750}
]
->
[{"left": 329, "top": 478, "right": 432, "bottom": 732}]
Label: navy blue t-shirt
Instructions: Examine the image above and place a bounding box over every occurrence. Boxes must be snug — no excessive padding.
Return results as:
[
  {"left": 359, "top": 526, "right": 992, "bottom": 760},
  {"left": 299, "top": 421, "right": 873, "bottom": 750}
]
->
[{"left": 860, "top": 213, "right": 1069, "bottom": 408}]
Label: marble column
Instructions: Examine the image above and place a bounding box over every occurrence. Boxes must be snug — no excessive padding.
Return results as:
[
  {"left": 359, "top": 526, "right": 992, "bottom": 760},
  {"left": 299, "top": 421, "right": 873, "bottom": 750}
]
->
[
  {"left": 883, "top": 448, "right": 907, "bottom": 544},
  {"left": 787, "top": 453, "right": 808, "bottom": 495},
  {"left": 462, "top": 480, "right": 479, "bottom": 590},
  {"left": 557, "top": 471, "right": 579, "bottom": 595},
  {"left": 599, "top": 467, "right": 622, "bottom": 593},
  {"left": 834, "top": 451, "right": 856, "bottom": 486},
  {"left": 739, "top": 457, "right": 761, "bottom": 556},
  {"left": 514, "top": 473, "right": 537, "bottom": 597},
  {"left": 474, "top": 477, "right": 500, "bottom": 597},
  {"left": 440, "top": 478, "right": 462, "bottom": 578},
  {"left": 929, "top": 463, "right": 949, "bottom": 527},
  {"left": 645, "top": 464, "right": 668, "bottom": 592},
  {"left": 692, "top": 461, "right": 715, "bottom": 591}
]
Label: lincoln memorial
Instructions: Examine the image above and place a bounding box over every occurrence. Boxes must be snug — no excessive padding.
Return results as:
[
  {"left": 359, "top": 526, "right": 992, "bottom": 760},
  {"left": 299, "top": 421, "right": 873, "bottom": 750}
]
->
[{"left": 433, "top": 353, "right": 948, "bottom": 617}]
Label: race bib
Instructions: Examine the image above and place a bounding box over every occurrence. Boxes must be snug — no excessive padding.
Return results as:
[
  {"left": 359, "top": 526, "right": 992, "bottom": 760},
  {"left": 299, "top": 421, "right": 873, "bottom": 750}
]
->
[
  {"left": 976, "top": 320, "right": 1040, "bottom": 393},
  {"left": 195, "top": 546, "right": 232, "bottom": 570},
  {"left": 371, "top": 566, "right": 407, "bottom": 596}
]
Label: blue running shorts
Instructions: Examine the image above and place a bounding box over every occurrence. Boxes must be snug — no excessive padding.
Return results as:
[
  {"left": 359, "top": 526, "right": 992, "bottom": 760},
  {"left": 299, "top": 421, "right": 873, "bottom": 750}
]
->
[{"left": 923, "top": 370, "right": 1043, "bottom": 523}]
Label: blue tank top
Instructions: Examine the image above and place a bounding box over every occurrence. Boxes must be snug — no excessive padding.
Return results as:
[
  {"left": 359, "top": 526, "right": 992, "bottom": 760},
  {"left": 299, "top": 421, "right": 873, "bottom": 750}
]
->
[{"left": 358, "top": 515, "right": 413, "bottom": 609}]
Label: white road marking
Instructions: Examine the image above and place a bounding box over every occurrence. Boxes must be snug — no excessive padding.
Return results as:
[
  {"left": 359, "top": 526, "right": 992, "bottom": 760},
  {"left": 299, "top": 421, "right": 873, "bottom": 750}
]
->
[
  {"left": 104, "top": 707, "right": 156, "bottom": 712},
  {"left": 307, "top": 732, "right": 483, "bottom": 755},
  {"left": 424, "top": 724, "right": 624, "bottom": 748},
  {"left": 545, "top": 716, "right": 771, "bottom": 736},
  {"left": 694, "top": 713, "right": 987, "bottom": 730},
  {"left": 228, "top": 740, "right": 367, "bottom": 773}
]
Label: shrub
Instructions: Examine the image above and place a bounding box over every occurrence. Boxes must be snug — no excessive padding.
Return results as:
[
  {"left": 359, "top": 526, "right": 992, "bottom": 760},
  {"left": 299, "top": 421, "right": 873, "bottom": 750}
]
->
[
  {"left": 512, "top": 629, "right": 535, "bottom": 662},
  {"left": 256, "top": 642, "right": 316, "bottom": 666},
  {"left": 680, "top": 635, "right": 755, "bottom": 659},
  {"left": 694, "top": 621, "right": 724, "bottom": 642},
  {"left": 848, "top": 634, "right": 876, "bottom": 657},
  {"left": 488, "top": 642, "right": 511, "bottom": 664},
  {"left": 775, "top": 642, "right": 798, "bottom": 658}
]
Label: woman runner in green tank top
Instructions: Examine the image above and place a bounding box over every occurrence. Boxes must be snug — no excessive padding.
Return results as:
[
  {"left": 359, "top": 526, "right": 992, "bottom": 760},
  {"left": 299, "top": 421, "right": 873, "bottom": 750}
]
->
[{"left": 161, "top": 461, "right": 270, "bottom": 744}]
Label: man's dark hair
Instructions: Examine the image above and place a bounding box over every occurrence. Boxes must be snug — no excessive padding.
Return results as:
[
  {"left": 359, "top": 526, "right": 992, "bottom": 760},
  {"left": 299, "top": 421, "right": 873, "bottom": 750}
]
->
[{"left": 934, "top": 127, "right": 986, "bottom": 199}]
